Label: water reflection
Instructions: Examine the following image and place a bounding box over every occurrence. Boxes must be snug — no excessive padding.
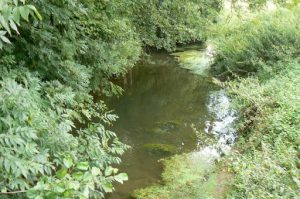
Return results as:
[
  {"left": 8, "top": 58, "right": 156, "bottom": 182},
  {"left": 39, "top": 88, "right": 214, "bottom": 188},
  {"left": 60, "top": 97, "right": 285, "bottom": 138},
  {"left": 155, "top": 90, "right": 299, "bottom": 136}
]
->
[{"left": 107, "top": 51, "right": 218, "bottom": 198}]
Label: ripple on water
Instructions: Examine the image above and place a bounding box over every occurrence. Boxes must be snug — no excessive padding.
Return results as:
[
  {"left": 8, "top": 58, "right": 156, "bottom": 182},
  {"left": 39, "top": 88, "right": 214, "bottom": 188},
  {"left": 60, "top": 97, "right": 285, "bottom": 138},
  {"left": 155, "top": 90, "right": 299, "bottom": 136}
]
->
[{"left": 199, "top": 90, "right": 237, "bottom": 159}]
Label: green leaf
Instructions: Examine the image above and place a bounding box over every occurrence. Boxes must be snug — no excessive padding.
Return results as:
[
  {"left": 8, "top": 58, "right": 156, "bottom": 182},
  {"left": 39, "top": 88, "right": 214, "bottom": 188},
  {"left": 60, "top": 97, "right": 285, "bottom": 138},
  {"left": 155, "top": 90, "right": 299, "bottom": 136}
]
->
[
  {"left": 113, "top": 168, "right": 119, "bottom": 174},
  {"left": 19, "top": 6, "right": 30, "bottom": 21},
  {"left": 54, "top": 183, "right": 65, "bottom": 193},
  {"left": 63, "top": 156, "right": 73, "bottom": 168},
  {"left": 1, "top": 35, "right": 11, "bottom": 44},
  {"left": 12, "top": 8, "right": 21, "bottom": 25},
  {"left": 0, "top": 31, "right": 6, "bottom": 36},
  {"left": 83, "top": 186, "right": 89, "bottom": 198},
  {"left": 56, "top": 168, "right": 68, "bottom": 179},
  {"left": 76, "top": 162, "right": 89, "bottom": 171},
  {"left": 91, "top": 167, "right": 101, "bottom": 176},
  {"left": 13, "top": 0, "right": 18, "bottom": 6},
  {"left": 0, "top": 16, "right": 11, "bottom": 35},
  {"left": 27, "top": 189, "right": 38, "bottom": 199},
  {"left": 9, "top": 19, "right": 19, "bottom": 34},
  {"left": 27, "top": 5, "right": 42, "bottom": 20},
  {"left": 104, "top": 166, "right": 114, "bottom": 176},
  {"left": 72, "top": 171, "right": 83, "bottom": 180},
  {"left": 114, "top": 173, "right": 128, "bottom": 184},
  {"left": 101, "top": 183, "right": 113, "bottom": 193},
  {"left": 1, "top": 187, "right": 7, "bottom": 193}
]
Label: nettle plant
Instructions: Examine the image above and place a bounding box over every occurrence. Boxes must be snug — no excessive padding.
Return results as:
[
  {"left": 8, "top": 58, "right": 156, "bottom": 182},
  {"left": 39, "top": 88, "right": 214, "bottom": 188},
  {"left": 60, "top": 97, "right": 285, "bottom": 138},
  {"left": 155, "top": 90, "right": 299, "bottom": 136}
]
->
[{"left": 0, "top": 0, "right": 41, "bottom": 48}]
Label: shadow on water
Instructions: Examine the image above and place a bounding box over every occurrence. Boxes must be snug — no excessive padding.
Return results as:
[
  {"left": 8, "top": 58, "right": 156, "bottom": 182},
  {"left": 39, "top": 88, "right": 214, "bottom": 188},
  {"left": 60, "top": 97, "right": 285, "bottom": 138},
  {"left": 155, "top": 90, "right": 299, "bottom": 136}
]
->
[{"left": 107, "top": 51, "right": 218, "bottom": 199}]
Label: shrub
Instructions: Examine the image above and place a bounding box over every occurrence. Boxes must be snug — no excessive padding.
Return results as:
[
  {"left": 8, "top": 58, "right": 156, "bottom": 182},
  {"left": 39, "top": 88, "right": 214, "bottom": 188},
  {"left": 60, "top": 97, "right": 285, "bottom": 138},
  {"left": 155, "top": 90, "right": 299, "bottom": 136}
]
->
[
  {"left": 211, "top": 6, "right": 300, "bottom": 76},
  {"left": 225, "top": 57, "right": 300, "bottom": 199}
]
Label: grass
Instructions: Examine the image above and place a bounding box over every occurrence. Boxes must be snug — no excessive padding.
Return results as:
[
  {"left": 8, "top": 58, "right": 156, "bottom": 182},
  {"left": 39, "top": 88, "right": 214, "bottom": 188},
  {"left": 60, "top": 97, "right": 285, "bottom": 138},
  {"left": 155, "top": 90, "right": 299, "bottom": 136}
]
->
[
  {"left": 209, "top": 5, "right": 300, "bottom": 199},
  {"left": 210, "top": 6, "right": 300, "bottom": 77},
  {"left": 224, "top": 61, "right": 300, "bottom": 198}
]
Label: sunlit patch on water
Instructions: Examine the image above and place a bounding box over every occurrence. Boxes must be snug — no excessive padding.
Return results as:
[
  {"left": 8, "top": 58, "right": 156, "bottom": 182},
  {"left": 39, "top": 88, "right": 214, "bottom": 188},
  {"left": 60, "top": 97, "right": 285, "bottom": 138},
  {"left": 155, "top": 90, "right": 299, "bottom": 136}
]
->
[
  {"left": 171, "top": 44, "right": 214, "bottom": 75},
  {"left": 195, "top": 90, "right": 237, "bottom": 160}
]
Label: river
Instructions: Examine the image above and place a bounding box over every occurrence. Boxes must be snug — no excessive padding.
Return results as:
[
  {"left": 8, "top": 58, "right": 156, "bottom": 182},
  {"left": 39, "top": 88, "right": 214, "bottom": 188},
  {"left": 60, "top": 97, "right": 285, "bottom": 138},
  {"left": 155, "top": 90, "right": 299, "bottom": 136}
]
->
[{"left": 107, "top": 50, "right": 235, "bottom": 198}]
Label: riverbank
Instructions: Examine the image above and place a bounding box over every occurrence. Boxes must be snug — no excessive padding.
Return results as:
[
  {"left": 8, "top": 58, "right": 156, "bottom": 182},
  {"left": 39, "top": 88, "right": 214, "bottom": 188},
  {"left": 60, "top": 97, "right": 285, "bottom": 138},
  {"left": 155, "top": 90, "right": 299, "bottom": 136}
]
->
[
  {"left": 212, "top": 5, "right": 300, "bottom": 198},
  {"left": 224, "top": 60, "right": 300, "bottom": 199}
]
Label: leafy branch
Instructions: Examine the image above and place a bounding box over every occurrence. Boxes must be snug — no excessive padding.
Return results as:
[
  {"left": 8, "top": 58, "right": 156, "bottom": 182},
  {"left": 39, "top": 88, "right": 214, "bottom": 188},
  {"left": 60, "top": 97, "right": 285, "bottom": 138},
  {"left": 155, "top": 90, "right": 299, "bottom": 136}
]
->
[{"left": 0, "top": 0, "right": 42, "bottom": 48}]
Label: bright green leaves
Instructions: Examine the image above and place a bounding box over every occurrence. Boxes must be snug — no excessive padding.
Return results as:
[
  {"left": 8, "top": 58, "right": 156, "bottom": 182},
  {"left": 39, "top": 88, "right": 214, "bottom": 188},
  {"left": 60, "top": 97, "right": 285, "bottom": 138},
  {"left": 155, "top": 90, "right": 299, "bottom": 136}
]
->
[
  {"left": 211, "top": 6, "right": 300, "bottom": 76},
  {"left": 101, "top": 183, "right": 114, "bottom": 193},
  {"left": 0, "top": 0, "right": 42, "bottom": 48},
  {"left": 0, "top": 15, "right": 11, "bottom": 34},
  {"left": 76, "top": 162, "right": 89, "bottom": 171},
  {"left": 0, "top": 69, "right": 128, "bottom": 198},
  {"left": 91, "top": 167, "right": 101, "bottom": 176},
  {"left": 0, "top": 30, "right": 11, "bottom": 44},
  {"left": 56, "top": 168, "right": 68, "bottom": 179},
  {"left": 211, "top": 5, "right": 300, "bottom": 198},
  {"left": 114, "top": 173, "right": 128, "bottom": 184},
  {"left": 72, "top": 171, "right": 84, "bottom": 180},
  {"left": 104, "top": 166, "right": 115, "bottom": 176},
  {"left": 226, "top": 62, "right": 300, "bottom": 198},
  {"left": 63, "top": 156, "right": 74, "bottom": 169},
  {"left": 18, "top": 6, "right": 30, "bottom": 21},
  {"left": 27, "top": 162, "right": 127, "bottom": 198}
]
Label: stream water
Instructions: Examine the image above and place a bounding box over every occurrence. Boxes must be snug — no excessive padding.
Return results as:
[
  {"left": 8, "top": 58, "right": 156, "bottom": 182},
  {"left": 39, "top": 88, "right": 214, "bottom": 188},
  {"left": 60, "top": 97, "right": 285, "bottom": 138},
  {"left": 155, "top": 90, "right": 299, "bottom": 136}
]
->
[{"left": 107, "top": 51, "right": 235, "bottom": 198}]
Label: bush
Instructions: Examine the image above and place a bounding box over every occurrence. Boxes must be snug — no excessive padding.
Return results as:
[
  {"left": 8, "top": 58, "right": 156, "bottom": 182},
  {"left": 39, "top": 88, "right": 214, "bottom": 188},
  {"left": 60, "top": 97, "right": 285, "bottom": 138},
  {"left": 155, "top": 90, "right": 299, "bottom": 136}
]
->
[
  {"left": 129, "top": 0, "right": 222, "bottom": 50},
  {"left": 211, "top": 6, "right": 300, "bottom": 76},
  {"left": 209, "top": 3, "right": 300, "bottom": 198},
  {"left": 0, "top": 68, "right": 129, "bottom": 198},
  {"left": 225, "top": 61, "right": 300, "bottom": 198}
]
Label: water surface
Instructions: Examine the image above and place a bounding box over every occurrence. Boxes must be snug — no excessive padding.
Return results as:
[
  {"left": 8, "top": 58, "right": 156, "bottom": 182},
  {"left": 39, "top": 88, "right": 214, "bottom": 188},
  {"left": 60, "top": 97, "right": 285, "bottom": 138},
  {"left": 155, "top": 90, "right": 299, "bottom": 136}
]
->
[{"left": 107, "top": 51, "right": 218, "bottom": 198}]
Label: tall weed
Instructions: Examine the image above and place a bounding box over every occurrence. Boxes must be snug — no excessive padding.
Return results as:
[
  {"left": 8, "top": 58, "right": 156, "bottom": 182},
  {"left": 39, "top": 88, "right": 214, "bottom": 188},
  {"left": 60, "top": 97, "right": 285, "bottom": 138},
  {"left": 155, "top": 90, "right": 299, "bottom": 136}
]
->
[{"left": 211, "top": 6, "right": 300, "bottom": 76}]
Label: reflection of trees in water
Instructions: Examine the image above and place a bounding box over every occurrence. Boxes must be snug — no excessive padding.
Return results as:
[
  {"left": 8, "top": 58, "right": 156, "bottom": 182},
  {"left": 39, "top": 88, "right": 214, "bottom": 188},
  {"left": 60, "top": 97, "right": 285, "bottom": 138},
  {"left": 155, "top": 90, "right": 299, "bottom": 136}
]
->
[
  {"left": 118, "top": 52, "right": 217, "bottom": 125},
  {"left": 107, "top": 52, "right": 221, "bottom": 199}
]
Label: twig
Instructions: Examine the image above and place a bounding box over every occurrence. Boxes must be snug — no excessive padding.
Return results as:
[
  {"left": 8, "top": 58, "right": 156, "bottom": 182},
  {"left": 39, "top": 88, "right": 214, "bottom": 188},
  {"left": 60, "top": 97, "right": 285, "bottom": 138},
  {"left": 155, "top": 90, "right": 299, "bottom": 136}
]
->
[{"left": 0, "top": 190, "right": 27, "bottom": 194}]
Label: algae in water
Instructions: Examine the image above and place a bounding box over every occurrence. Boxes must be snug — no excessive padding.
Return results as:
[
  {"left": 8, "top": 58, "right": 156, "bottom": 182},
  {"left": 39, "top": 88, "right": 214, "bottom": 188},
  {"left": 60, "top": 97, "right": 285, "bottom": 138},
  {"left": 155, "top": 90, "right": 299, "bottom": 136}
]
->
[
  {"left": 171, "top": 45, "right": 214, "bottom": 75},
  {"left": 143, "top": 143, "right": 177, "bottom": 155},
  {"left": 132, "top": 152, "right": 231, "bottom": 199}
]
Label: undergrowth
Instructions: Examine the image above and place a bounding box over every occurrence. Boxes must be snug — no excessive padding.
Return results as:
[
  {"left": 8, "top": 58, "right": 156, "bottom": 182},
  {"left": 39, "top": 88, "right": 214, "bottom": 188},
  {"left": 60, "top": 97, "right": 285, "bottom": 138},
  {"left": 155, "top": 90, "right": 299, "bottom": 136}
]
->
[
  {"left": 211, "top": 6, "right": 300, "bottom": 77},
  {"left": 226, "top": 62, "right": 300, "bottom": 198},
  {"left": 212, "top": 4, "right": 300, "bottom": 199}
]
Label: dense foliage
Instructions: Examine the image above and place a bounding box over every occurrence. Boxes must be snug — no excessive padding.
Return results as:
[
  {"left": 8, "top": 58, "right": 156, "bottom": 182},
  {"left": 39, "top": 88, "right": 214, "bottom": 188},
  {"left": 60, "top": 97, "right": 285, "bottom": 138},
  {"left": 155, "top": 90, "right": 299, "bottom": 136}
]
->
[
  {"left": 0, "top": 0, "right": 221, "bottom": 198},
  {"left": 210, "top": 4, "right": 300, "bottom": 198},
  {"left": 128, "top": 0, "right": 222, "bottom": 50},
  {"left": 226, "top": 62, "right": 300, "bottom": 198},
  {"left": 211, "top": 6, "right": 300, "bottom": 76}
]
